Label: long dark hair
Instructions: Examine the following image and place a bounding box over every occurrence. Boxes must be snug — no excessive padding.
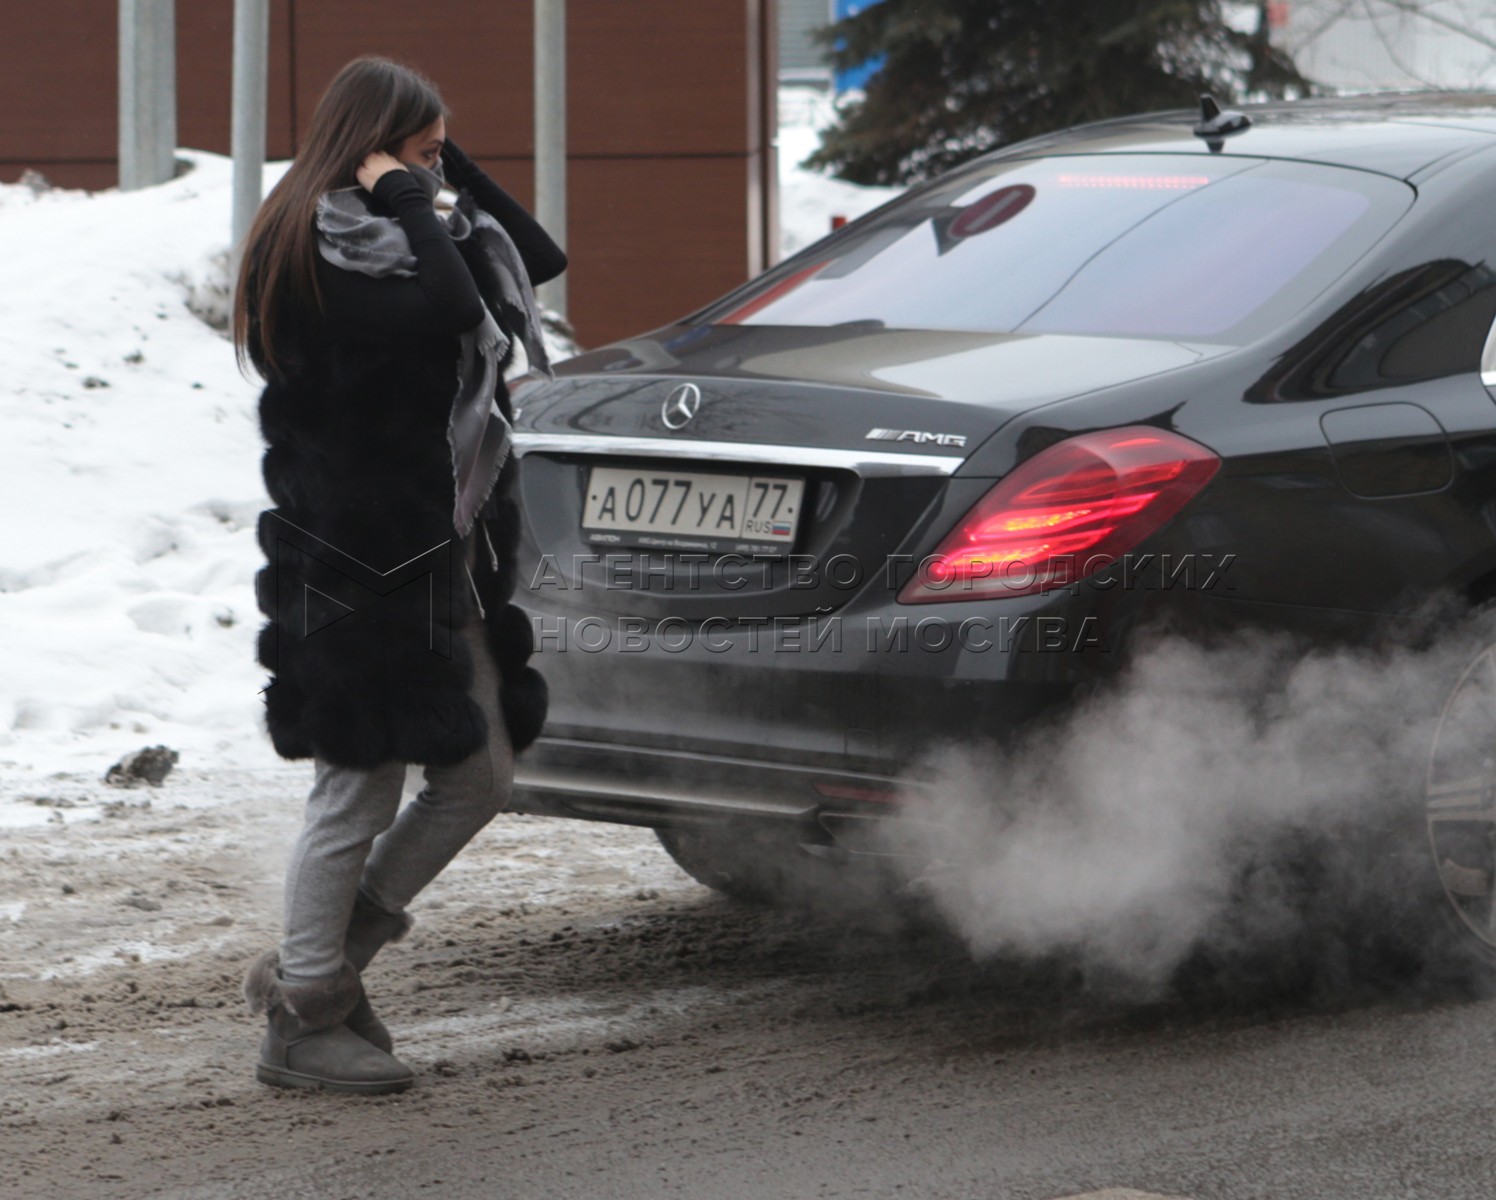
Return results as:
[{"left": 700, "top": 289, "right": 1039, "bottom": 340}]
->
[{"left": 232, "top": 56, "right": 446, "bottom": 379}]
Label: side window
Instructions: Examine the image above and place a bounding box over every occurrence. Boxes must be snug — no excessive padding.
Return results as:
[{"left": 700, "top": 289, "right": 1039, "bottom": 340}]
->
[
  {"left": 1251, "top": 259, "right": 1496, "bottom": 402},
  {"left": 1328, "top": 261, "right": 1496, "bottom": 391}
]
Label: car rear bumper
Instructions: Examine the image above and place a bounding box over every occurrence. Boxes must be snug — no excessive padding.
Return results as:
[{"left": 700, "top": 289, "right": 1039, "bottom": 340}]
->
[
  {"left": 509, "top": 734, "right": 905, "bottom": 827},
  {"left": 509, "top": 587, "right": 1119, "bottom": 831}
]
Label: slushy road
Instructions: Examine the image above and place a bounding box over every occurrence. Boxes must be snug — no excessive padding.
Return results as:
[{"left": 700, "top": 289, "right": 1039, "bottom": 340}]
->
[{"left": 2, "top": 766, "right": 1492, "bottom": 1199}]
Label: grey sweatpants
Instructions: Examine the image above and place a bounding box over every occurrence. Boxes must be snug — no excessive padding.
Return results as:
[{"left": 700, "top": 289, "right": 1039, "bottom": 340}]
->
[{"left": 279, "top": 577, "right": 514, "bottom": 982}]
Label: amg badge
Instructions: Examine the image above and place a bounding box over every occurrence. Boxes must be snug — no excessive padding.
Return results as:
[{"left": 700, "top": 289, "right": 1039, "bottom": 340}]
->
[{"left": 864, "top": 427, "right": 968, "bottom": 447}]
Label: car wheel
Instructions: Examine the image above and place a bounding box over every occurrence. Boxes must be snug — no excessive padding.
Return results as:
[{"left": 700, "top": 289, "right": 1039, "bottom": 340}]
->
[
  {"left": 655, "top": 825, "right": 771, "bottom": 902},
  {"left": 655, "top": 822, "right": 906, "bottom": 917},
  {"left": 1422, "top": 636, "right": 1496, "bottom": 973}
]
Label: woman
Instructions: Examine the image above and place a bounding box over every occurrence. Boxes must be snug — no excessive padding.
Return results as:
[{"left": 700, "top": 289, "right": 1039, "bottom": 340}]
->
[{"left": 231, "top": 56, "right": 566, "bottom": 1094}]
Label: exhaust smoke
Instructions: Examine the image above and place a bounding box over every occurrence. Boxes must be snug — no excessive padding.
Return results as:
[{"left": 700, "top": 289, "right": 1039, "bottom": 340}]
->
[{"left": 878, "top": 616, "right": 1496, "bottom": 996}]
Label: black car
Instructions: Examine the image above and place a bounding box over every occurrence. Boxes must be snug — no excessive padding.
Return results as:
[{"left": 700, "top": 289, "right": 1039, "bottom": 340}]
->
[{"left": 505, "top": 93, "right": 1496, "bottom": 963}]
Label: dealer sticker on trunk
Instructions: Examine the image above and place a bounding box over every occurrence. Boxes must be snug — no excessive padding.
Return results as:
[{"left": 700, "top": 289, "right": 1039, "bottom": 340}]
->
[{"left": 581, "top": 465, "right": 805, "bottom": 553}]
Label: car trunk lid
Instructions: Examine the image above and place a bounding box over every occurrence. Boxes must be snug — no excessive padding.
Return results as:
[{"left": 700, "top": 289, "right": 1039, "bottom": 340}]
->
[{"left": 512, "top": 324, "right": 1225, "bottom": 619}]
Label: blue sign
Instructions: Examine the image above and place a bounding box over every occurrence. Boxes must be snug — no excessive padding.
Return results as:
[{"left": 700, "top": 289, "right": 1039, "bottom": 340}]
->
[{"left": 834, "top": 0, "right": 887, "bottom": 93}]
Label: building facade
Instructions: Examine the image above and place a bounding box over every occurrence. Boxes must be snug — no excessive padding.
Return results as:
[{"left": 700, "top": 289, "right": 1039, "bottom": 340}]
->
[{"left": 0, "top": 0, "right": 779, "bottom": 347}]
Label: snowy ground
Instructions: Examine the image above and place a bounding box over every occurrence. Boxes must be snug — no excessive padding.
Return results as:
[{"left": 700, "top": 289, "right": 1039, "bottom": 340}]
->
[{"left": 0, "top": 87, "right": 896, "bottom": 826}]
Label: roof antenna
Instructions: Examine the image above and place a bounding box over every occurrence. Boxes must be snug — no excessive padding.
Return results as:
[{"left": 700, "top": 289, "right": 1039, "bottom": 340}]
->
[{"left": 1193, "top": 93, "right": 1252, "bottom": 153}]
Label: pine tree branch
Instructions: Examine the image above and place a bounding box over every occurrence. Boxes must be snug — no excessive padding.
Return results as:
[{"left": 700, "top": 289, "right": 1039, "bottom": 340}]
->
[
  {"left": 1376, "top": 0, "right": 1496, "bottom": 55},
  {"left": 1359, "top": 0, "right": 1444, "bottom": 87}
]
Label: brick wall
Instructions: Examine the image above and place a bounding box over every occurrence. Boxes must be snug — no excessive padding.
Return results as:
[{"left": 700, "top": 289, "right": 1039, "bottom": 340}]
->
[{"left": 0, "top": 0, "right": 778, "bottom": 346}]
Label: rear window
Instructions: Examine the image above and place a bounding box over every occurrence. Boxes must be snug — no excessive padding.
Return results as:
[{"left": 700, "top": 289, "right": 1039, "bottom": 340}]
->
[{"left": 699, "top": 154, "right": 1412, "bottom": 344}]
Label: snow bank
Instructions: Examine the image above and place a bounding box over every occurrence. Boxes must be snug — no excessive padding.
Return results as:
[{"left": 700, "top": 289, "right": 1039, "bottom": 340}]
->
[
  {"left": 778, "top": 87, "right": 901, "bottom": 257},
  {"left": 0, "top": 152, "right": 283, "bottom": 795}
]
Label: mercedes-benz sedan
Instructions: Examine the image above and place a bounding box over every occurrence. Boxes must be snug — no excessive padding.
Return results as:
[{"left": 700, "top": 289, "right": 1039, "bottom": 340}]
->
[{"left": 504, "top": 94, "right": 1496, "bottom": 966}]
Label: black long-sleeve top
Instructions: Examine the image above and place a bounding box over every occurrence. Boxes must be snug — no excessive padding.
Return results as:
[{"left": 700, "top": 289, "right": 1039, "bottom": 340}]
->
[{"left": 314, "top": 166, "right": 568, "bottom": 340}]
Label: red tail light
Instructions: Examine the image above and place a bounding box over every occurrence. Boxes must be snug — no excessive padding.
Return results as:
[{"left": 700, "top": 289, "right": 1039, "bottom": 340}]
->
[{"left": 897, "top": 426, "right": 1220, "bottom": 603}]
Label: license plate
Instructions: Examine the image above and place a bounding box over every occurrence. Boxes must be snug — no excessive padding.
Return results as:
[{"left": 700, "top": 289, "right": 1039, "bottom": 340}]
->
[{"left": 581, "top": 465, "right": 805, "bottom": 553}]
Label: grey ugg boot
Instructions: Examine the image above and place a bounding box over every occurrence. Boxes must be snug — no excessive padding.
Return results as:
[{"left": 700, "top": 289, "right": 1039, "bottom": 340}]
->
[
  {"left": 243, "top": 951, "right": 414, "bottom": 1095},
  {"left": 345, "top": 890, "right": 414, "bottom": 971},
  {"left": 340, "top": 891, "right": 415, "bottom": 1054}
]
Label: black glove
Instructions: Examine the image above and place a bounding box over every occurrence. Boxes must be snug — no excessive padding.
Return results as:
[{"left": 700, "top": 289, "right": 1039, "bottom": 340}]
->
[
  {"left": 439, "top": 137, "right": 483, "bottom": 189},
  {"left": 439, "top": 138, "right": 568, "bottom": 285}
]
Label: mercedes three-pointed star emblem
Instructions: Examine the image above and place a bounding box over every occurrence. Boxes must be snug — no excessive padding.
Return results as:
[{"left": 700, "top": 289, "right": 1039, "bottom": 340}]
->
[{"left": 661, "top": 383, "right": 702, "bottom": 430}]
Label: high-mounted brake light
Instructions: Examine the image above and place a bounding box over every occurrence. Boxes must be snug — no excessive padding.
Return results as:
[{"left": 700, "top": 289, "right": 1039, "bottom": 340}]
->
[
  {"left": 897, "top": 426, "right": 1220, "bottom": 603},
  {"left": 1056, "top": 173, "right": 1211, "bottom": 190}
]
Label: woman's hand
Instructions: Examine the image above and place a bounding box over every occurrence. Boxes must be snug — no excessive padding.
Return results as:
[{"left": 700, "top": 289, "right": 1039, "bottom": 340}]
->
[
  {"left": 356, "top": 151, "right": 407, "bottom": 192},
  {"left": 439, "top": 138, "right": 481, "bottom": 187}
]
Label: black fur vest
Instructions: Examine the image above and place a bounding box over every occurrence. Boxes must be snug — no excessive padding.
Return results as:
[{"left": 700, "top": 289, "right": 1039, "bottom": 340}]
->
[{"left": 251, "top": 235, "right": 546, "bottom": 770}]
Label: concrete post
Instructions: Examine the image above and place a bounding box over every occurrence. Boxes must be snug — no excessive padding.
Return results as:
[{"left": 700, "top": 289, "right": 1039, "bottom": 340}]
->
[
  {"left": 534, "top": 0, "right": 567, "bottom": 317},
  {"left": 118, "top": 0, "right": 177, "bottom": 190},
  {"left": 230, "top": 0, "right": 270, "bottom": 282}
]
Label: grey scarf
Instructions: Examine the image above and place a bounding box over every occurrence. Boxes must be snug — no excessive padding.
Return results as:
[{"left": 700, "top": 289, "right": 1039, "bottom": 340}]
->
[{"left": 313, "top": 161, "right": 552, "bottom": 540}]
